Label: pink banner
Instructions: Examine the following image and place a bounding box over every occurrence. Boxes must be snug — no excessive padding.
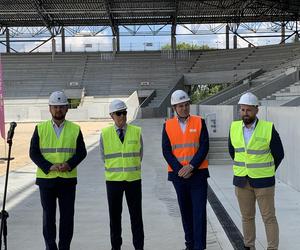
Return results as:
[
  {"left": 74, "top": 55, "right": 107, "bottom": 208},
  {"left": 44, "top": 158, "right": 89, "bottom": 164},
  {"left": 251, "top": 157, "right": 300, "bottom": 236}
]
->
[{"left": 0, "top": 54, "right": 5, "bottom": 139}]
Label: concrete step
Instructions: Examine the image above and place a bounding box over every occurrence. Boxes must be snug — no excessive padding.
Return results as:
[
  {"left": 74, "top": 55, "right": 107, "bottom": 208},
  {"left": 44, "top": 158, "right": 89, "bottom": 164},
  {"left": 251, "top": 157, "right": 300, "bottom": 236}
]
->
[
  {"left": 209, "top": 146, "right": 228, "bottom": 153},
  {"left": 209, "top": 138, "right": 229, "bottom": 163},
  {"left": 210, "top": 137, "right": 228, "bottom": 141},
  {"left": 210, "top": 141, "right": 228, "bottom": 147},
  {"left": 208, "top": 152, "right": 231, "bottom": 160},
  {"left": 208, "top": 159, "right": 233, "bottom": 165}
]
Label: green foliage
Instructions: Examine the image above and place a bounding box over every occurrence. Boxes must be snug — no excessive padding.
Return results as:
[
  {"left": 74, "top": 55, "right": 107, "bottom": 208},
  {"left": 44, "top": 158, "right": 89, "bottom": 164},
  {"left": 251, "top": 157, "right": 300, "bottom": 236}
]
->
[
  {"left": 161, "top": 42, "right": 212, "bottom": 50},
  {"left": 190, "top": 84, "right": 228, "bottom": 103},
  {"left": 68, "top": 98, "right": 81, "bottom": 109}
]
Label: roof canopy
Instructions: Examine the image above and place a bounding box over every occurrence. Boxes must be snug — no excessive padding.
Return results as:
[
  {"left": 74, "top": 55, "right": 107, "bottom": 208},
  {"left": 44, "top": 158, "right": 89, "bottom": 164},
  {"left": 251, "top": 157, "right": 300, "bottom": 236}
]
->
[{"left": 0, "top": 0, "right": 299, "bottom": 29}]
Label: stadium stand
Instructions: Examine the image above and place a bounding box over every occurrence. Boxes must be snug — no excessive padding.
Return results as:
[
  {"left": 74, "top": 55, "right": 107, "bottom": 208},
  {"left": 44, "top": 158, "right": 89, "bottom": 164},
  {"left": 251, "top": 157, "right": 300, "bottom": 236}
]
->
[
  {"left": 2, "top": 51, "right": 197, "bottom": 98},
  {"left": 199, "top": 43, "right": 300, "bottom": 106},
  {"left": 2, "top": 43, "right": 300, "bottom": 117},
  {"left": 2, "top": 51, "right": 199, "bottom": 118}
]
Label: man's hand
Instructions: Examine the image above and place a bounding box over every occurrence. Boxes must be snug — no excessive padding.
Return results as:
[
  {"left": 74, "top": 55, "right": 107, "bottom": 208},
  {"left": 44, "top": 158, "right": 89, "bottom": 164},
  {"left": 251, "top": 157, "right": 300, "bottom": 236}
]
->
[
  {"left": 183, "top": 172, "right": 193, "bottom": 179},
  {"left": 59, "top": 163, "right": 71, "bottom": 172},
  {"left": 50, "top": 163, "right": 71, "bottom": 172},
  {"left": 50, "top": 164, "right": 60, "bottom": 171},
  {"left": 178, "top": 164, "right": 194, "bottom": 178}
]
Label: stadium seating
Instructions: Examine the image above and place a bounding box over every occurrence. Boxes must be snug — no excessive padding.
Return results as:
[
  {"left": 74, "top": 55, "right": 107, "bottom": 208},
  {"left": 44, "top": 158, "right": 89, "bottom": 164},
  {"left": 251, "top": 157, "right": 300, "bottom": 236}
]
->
[{"left": 2, "top": 43, "right": 300, "bottom": 117}]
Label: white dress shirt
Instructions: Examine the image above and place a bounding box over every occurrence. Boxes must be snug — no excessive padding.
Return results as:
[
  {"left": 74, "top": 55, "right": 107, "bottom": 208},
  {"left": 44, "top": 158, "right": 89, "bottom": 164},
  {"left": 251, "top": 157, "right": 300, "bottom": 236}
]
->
[{"left": 243, "top": 119, "right": 257, "bottom": 145}]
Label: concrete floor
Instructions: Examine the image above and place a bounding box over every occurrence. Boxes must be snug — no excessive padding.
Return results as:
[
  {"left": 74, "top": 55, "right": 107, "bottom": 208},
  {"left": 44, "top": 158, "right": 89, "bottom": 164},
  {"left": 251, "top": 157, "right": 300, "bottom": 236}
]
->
[
  {"left": 0, "top": 119, "right": 229, "bottom": 250},
  {"left": 5, "top": 117, "right": 298, "bottom": 250},
  {"left": 2, "top": 118, "right": 298, "bottom": 250},
  {"left": 209, "top": 163, "right": 300, "bottom": 250}
]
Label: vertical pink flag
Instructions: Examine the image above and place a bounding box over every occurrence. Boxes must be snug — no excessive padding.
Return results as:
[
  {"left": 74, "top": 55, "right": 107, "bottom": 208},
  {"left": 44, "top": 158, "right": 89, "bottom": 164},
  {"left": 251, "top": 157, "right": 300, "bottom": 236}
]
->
[{"left": 0, "top": 54, "right": 5, "bottom": 139}]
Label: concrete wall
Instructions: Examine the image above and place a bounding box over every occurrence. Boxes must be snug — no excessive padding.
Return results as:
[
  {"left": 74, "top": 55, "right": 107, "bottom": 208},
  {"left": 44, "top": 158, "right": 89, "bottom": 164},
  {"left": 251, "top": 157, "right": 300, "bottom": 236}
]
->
[
  {"left": 256, "top": 106, "right": 300, "bottom": 191},
  {"left": 126, "top": 91, "right": 140, "bottom": 120},
  {"left": 190, "top": 105, "right": 234, "bottom": 138},
  {"left": 80, "top": 96, "right": 125, "bottom": 120},
  {"left": 4, "top": 95, "right": 139, "bottom": 122},
  {"left": 4, "top": 99, "right": 49, "bottom": 122}
]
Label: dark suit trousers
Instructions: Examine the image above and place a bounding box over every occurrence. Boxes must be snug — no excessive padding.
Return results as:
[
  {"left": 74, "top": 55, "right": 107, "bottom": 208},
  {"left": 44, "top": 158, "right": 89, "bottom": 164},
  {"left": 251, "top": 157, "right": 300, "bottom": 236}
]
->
[
  {"left": 172, "top": 177, "right": 208, "bottom": 250},
  {"left": 39, "top": 184, "right": 76, "bottom": 250},
  {"left": 106, "top": 180, "right": 144, "bottom": 250}
]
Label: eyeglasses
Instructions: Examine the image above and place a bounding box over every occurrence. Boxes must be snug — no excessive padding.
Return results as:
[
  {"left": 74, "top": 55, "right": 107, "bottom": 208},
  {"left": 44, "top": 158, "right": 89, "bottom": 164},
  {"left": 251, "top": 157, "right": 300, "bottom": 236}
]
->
[{"left": 115, "top": 110, "right": 127, "bottom": 116}]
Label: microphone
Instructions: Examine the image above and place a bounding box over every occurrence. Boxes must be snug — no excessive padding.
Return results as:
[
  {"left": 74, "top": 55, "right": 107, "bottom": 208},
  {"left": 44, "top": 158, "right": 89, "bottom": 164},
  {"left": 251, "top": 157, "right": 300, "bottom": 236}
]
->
[{"left": 7, "top": 122, "right": 17, "bottom": 143}]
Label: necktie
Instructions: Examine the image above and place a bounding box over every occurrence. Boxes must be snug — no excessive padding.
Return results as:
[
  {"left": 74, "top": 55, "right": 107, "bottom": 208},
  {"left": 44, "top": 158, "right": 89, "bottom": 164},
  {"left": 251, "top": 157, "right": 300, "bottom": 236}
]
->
[{"left": 118, "top": 128, "right": 124, "bottom": 143}]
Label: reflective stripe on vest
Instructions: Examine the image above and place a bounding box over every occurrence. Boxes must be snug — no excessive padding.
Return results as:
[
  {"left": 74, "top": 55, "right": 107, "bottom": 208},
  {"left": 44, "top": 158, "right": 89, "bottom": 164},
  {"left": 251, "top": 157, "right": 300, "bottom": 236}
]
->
[
  {"left": 102, "top": 124, "right": 142, "bottom": 181},
  {"left": 233, "top": 161, "right": 274, "bottom": 168},
  {"left": 234, "top": 148, "right": 270, "bottom": 154},
  {"left": 40, "top": 148, "right": 76, "bottom": 154},
  {"left": 230, "top": 120, "right": 275, "bottom": 179},
  {"left": 105, "top": 166, "right": 141, "bottom": 172},
  {"left": 247, "top": 149, "right": 271, "bottom": 155},
  {"left": 165, "top": 115, "right": 208, "bottom": 172},
  {"left": 234, "top": 147, "right": 245, "bottom": 153},
  {"left": 36, "top": 120, "right": 80, "bottom": 179},
  {"left": 171, "top": 142, "right": 199, "bottom": 150},
  {"left": 104, "top": 152, "right": 141, "bottom": 160}
]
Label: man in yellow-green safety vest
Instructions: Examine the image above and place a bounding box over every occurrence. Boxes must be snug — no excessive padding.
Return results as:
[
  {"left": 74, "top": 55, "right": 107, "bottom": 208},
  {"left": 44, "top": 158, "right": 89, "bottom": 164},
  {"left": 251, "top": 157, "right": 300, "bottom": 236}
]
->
[
  {"left": 228, "top": 92, "right": 284, "bottom": 250},
  {"left": 30, "top": 91, "right": 87, "bottom": 250},
  {"left": 100, "top": 99, "right": 144, "bottom": 250}
]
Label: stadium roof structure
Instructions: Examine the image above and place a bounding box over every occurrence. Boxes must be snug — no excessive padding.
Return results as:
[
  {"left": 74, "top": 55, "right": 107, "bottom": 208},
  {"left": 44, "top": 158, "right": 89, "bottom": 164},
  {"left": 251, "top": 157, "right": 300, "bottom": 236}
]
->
[
  {"left": 0, "top": 0, "right": 299, "bottom": 30},
  {"left": 0, "top": 0, "right": 299, "bottom": 52}
]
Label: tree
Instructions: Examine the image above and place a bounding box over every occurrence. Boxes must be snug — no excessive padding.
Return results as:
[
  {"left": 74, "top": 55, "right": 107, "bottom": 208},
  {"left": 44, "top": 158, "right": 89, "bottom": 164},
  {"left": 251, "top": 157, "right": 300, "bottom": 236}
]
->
[
  {"left": 161, "top": 42, "right": 212, "bottom": 50},
  {"left": 190, "top": 84, "right": 228, "bottom": 103}
]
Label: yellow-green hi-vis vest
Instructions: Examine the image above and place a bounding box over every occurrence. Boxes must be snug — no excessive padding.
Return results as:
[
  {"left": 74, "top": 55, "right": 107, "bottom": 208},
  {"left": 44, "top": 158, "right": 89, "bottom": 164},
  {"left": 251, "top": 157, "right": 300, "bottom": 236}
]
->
[
  {"left": 102, "top": 124, "right": 142, "bottom": 182},
  {"left": 230, "top": 120, "right": 275, "bottom": 179},
  {"left": 36, "top": 120, "right": 80, "bottom": 179}
]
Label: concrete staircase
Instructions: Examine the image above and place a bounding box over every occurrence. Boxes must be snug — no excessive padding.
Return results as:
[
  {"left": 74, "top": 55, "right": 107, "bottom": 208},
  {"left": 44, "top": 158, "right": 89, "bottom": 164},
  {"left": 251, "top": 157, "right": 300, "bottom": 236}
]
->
[
  {"left": 260, "top": 81, "right": 300, "bottom": 106},
  {"left": 220, "top": 66, "right": 298, "bottom": 105},
  {"left": 209, "top": 137, "right": 232, "bottom": 165}
]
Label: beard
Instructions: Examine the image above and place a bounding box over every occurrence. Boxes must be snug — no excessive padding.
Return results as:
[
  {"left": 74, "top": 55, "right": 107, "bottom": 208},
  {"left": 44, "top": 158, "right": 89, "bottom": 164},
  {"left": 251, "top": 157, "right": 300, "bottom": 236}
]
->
[
  {"left": 242, "top": 115, "right": 255, "bottom": 125},
  {"left": 52, "top": 113, "right": 66, "bottom": 121}
]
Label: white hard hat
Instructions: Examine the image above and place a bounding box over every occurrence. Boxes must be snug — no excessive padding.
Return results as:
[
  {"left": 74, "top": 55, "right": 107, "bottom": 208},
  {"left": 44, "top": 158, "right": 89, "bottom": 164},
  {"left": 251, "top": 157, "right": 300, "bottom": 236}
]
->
[
  {"left": 171, "top": 90, "right": 190, "bottom": 105},
  {"left": 109, "top": 99, "right": 127, "bottom": 113},
  {"left": 49, "top": 91, "right": 68, "bottom": 106},
  {"left": 238, "top": 92, "right": 259, "bottom": 106}
]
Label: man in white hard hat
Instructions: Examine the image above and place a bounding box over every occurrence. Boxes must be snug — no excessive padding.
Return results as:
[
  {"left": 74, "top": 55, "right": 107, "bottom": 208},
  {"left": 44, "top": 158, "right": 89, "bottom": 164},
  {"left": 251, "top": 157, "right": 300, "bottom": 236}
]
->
[
  {"left": 228, "top": 92, "right": 284, "bottom": 250},
  {"left": 100, "top": 99, "right": 144, "bottom": 250},
  {"left": 29, "top": 91, "right": 87, "bottom": 250},
  {"left": 162, "top": 90, "right": 209, "bottom": 250}
]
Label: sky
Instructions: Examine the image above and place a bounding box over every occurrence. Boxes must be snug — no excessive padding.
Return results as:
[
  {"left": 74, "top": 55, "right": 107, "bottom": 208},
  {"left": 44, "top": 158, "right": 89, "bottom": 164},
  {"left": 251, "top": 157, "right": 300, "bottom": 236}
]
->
[{"left": 0, "top": 23, "right": 296, "bottom": 53}]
